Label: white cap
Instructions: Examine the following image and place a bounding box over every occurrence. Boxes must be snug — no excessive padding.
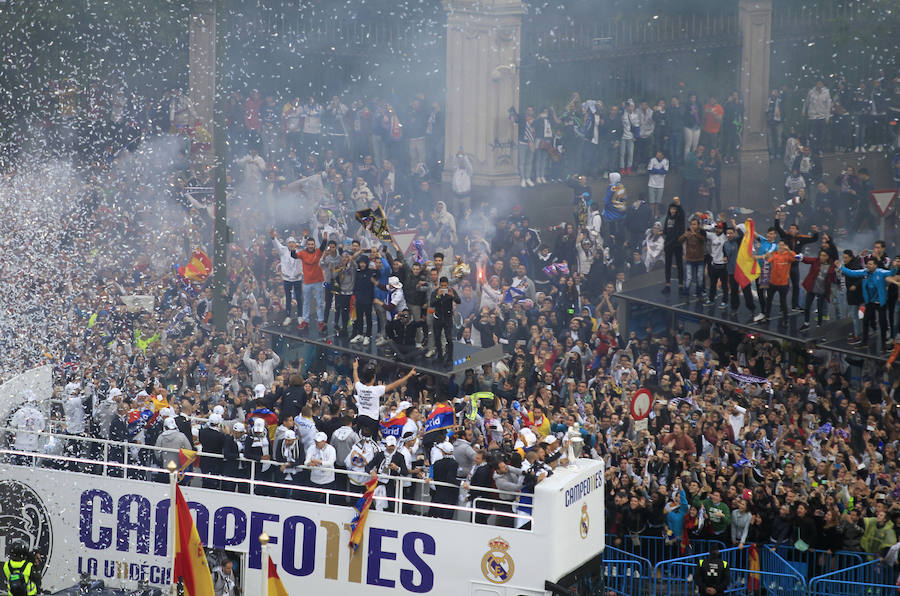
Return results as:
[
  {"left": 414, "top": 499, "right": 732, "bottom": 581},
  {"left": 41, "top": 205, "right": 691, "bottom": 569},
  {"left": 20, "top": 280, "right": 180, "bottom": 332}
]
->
[
  {"left": 254, "top": 384, "right": 266, "bottom": 397},
  {"left": 388, "top": 276, "right": 402, "bottom": 289},
  {"left": 315, "top": 431, "right": 328, "bottom": 442},
  {"left": 397, "top": 401, "right": 412, "bottom": 411},
  {"left": 384, "top": 435, "right": 398, "bottom": 447},
  {"left": 437, "top": 441, "right": 454, "bottom": 454},
  {"left": 160, "top": 407, "right": 175, "bottom": 419},
  {"left": 608, "top": 172, "right": 621, "bottom": 185},
  {"left": 164, "top": 418, "right": 177, "bottom": 430},
  {"left": 283, "top": 430, "right": 297, "bottom": 440},
  {"left": 286, "top": 236, "right": 298, "bottom": 244},
  {"left": 109, "top": 388, "right": 123, "bottom": 398},
  {"left": 541, "top": 434, "right": 558, "bottom": 445},
  {"left": 232, "top": 422, "right": 246, "bottom": 434},
  {"left": 212, "top": 405, "right": 225, "bottom": 416},
  {"left": 208, "top": 413, "right": 223, "bottom": 426},
  {"left": 252, "top": 418, "right": 266, "bottom": 432},
  {"left": 519, "top": 428, "right": 537, "bottom": 448}
]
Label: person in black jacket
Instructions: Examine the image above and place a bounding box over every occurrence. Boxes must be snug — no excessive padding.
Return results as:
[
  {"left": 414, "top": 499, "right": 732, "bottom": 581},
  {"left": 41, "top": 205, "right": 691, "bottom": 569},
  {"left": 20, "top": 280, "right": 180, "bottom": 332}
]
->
[
  {"left": 279, "top": 373, "right": 310, "bottom": 419},
  {"left": 107, "top": 402, "right": 128, "bottom": 478},
  {"left": 244, "top": 418, "right": 273, "bottom": 495},
  {"left": 387, "top": 309, "right": 427, "bottom": 360},
  {"left": 662, "top": 199, "right": 686, "bottom": 294},
  {"left": 467, "top": 451, "right": 494, "bottom": 524},
  {"left": 198, "top": 414, "right": 227, "bottom": 490},
  {"left": 223, "top": 422, "right": 249, "bottom": 493},
  {"left": 774, "top": 215, "right": 819, "bottom": 309},
  {"left": 429, "top": 277, "right": 460, "bottom": 364},
  {"left": 429, "top": 441, "right": 460, "bottom": 519},
  {"left": 695, "top": 545, "right": 731, "bottom": 596},
  {"left": 366, "top": 435, "right": 409, "bottom": 513}
]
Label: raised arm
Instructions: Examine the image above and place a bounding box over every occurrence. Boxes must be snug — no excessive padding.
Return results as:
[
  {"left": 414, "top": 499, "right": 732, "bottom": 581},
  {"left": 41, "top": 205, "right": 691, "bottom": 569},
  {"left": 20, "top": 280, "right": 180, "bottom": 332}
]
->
[{"left": 385, "top": 368, "right": 417, "bottom": 393}]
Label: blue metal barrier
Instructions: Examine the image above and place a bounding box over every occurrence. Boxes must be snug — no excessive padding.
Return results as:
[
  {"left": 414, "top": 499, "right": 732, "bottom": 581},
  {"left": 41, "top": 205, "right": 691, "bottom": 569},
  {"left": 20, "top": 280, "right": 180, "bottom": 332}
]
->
[
  {"left": 604, "top": 532, "right": 726, "bottom": 565},
  {"left": 809, "top": 559, "right": 899, "bottom": 596},
  {"left": 652, "top": 545, "right": 807, "bottom": 596},
  {"left": 771, "top": 544, "right": 866, "bottom": 580},
  {"left": 602, "top": 546, "right": 652, "bottom": 596}
]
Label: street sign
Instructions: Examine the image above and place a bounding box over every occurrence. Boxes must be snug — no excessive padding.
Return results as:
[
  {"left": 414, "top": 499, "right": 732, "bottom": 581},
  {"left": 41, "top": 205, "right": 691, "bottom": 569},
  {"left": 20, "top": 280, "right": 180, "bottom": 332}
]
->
[
  {"left": 870, "top": 189, "right": 897, "bottom": 217},
  {"left": 630, "top": 388, "right": 653, "bottom": 420}
]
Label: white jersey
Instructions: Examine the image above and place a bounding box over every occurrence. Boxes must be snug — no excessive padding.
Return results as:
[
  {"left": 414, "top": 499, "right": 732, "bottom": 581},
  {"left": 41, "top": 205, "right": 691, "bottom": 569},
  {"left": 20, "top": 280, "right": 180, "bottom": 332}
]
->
[
  {"left": 64, "top": 395, "right": 86, "bottom": 434},
  {"left": 345, "top": 438, "right": 380, "bottom": 486},
  {"left": 11, "top": 405, "right": 46, "bottom": 452},
  {"left": 354, "top": 382, "right": 386, "bottom": 420},
  {"left": 294, "top": 415, "right": 318, "bottom": 452}
]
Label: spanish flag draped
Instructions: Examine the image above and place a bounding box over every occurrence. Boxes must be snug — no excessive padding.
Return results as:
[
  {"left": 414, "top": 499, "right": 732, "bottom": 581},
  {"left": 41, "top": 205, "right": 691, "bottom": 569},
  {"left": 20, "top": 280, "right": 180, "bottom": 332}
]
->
[
  {"left": 734, "top": 218, "right": 760, "bottom": 289},
  {"left": 177, "top": 249, "right": 213, "bottom": 284},
  {"left": 348, "top": 476, "right": 379, "bottom": 552},
  {"left": 178, "top": 448, "right": 198, "bottom": 480},
  {"left": 747, "top": 543, "right": 761, "bottom": 591},
  {"left": 173, "top": 485, "right": 215, "bottom": 596},
  {"left": 268, "top": 558, "right": 290, "bottom": 596}
]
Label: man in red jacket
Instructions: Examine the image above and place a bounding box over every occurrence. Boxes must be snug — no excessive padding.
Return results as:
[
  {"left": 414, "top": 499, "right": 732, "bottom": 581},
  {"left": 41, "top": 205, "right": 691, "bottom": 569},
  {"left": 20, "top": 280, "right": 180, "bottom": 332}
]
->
[{"left": 291, "top": 235, "right": 328, "bottom": 333}]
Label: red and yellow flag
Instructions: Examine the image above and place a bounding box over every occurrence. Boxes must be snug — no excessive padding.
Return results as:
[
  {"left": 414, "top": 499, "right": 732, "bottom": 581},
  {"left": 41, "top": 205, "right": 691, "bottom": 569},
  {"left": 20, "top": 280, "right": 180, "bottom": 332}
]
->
[
  {"left": 178, "top": 448, "right": 198, "bottom": 480},
  {"left": 268, "top": 558, "right": 290, "bottom": 596},
  {"left": 348, "top": 476, "right": 379, "bottom": 552},
  {"left": 177, "top": 249, "right": 213, "bottom": 284},
  {"left": 735, "top": 219, "right": 760, "bottom": 289},
  {"left": 173, "top": 484, "right": 215, "bottom": 596},
  {"left": 747, "top": 543, "right": 761, "bottom": 591}
]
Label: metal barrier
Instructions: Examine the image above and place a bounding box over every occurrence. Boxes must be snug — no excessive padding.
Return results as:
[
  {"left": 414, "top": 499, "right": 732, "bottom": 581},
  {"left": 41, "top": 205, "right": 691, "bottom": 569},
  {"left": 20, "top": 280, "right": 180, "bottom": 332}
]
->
[
  {"left": 0, "top": 428, "right": 535, "bottom": 528},
  {"left": 602, "top": 545, "right": 652, "bottom": 596},
  {"left": 652, "top": 545, "right": 807, "bottom": 596},
  {"left": 809, "top": 560, "right": 900, "bottom": 596},
  {"left": 771, "top": 544, "right": 866, "bottom": 580},
  {"left": 604, "top": 532, "right": 727, "bottom": 564}
]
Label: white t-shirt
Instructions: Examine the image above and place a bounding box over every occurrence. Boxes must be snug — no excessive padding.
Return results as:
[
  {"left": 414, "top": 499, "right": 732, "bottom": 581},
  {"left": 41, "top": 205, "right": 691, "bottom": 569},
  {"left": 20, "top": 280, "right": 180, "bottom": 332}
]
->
[
  {"left": 648, "top": 157, "right": 669, "bottom": 189},
  {"left": 355, "top": 382, "right": 386, "bottom": 420}
]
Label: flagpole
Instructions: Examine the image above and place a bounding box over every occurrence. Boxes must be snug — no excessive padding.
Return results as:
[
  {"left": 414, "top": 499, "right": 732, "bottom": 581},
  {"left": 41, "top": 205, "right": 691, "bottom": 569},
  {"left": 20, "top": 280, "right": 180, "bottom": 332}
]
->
[
  {"left": 166, "top": 460, "right": 178, "bottom": 596},
  {"left": 260, "top": 532, "right": 270, "bottom": 596}
]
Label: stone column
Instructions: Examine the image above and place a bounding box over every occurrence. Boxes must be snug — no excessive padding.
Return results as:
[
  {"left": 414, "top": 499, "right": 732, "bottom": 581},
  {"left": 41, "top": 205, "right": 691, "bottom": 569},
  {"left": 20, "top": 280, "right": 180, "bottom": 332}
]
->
[
  {"left": 443, "top": 0, "right": 525, "bottom": 187},
  {"left": 189, "top": 0, "right": 216, "bottom": 168},
  {"left": 737, "top": 0, "right": 774, "bottom": 211}
]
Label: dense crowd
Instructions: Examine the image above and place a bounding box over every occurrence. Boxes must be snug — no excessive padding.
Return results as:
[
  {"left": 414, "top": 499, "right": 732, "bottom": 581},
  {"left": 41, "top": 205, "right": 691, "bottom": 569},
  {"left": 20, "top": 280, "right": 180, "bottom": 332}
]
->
[{"left": 1, "top": 78, "right": 899, "bottom": 593}]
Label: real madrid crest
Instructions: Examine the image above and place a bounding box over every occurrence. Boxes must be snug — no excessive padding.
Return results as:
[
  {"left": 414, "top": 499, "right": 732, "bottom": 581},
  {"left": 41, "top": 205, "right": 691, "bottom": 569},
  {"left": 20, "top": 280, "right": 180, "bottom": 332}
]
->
[
  {"left": 580, "top": 503, "right": 590, "bottom": 539},
  {"left": 480, "top": 537, "right": 515, "bottom": 584}
]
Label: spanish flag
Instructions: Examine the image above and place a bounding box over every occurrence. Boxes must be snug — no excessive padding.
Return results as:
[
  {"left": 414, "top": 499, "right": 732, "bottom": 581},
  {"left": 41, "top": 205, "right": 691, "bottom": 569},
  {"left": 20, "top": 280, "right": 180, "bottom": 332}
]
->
[
  {"left": 177, "top": 249, "right": 213, "bottom": 284},
  {"left": 268, "top": 558, "right": 289, "bottom": 596},
  {"left": 747, "top": 543, "right": 760, "bottom": 591},
  {"left": 734, "top": 218, "right": 760, "bottom": 289},
  {"left": 178, "top": 449, "right": 198, "bottom": 481},
  {"left": 348, "top": 476, "right": 378, "bottom": 552},
  {"left": 173, "top": 485, "right": 215, "bottom": 596}
]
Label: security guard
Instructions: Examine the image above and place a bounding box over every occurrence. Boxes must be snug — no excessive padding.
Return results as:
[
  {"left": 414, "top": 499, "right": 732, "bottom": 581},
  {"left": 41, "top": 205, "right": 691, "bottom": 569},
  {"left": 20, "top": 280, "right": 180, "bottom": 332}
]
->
[
  {"left": 3, "top": 541, "right": 39, "bottom": 596},
  {"left": 694, "top": 545, "right": 729, "bottom": 596}
]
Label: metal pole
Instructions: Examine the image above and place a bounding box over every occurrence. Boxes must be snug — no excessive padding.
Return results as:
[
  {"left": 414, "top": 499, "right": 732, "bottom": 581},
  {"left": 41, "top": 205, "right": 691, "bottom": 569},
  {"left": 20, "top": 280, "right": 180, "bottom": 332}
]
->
[
  {"left": 259, "top": 533, "right": 270, "bottom": 596},
  {"left": 167, "top": 460, "right": 178, "bottom": 596},
  {"left": 211, "top": 0, "right": 229, "bottom": 331}
]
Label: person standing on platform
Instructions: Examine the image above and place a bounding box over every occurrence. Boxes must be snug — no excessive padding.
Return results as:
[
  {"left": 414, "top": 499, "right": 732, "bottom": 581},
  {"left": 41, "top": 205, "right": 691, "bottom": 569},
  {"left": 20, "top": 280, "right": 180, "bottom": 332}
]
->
[
  {"left": 841, "top": 257, "right": 893, "bottom": 350},
  {"left": 430, "top": 276, "right": 461, "bottom": 365},
  {"left": 662, "top": 200, "right": 686, "bottom": 295},
  {"left": 290, "top": 235, "right": 328, "bottom": 334},
  {"left": 774, "top": 212, "right": 819, "bottom": 311},
  {"left": 724, "top": 223, "right": 756, "bottom": 318},
  {"left": 270, "top": 230, "right": 303, "bottom": 326},
  {"left": 760, "top": 240, "right": 799, "bottom": 327}
]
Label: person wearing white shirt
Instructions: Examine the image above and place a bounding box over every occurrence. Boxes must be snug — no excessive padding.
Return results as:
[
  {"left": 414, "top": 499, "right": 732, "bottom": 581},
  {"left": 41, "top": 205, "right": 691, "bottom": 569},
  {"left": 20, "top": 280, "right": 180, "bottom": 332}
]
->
[
  {"left": 306, "top": 431, "right": 337, "bottom": 503},
  {"left": 647, "top": 150, "right": 670, "bottom": 219},
  {"left": 352, "top": 359, "right": 417, "bottom": 435},
  {"left": 11, "top": 392, "right": 46, "bottom": 456},
  {"left": 728, "top": 402, "right": 747, "bottom": 440},
  {"left": 294, "top": 406, "right": 318, "bottom": 453},
  {"left": 270, "top": 230, "right": 304, "bottom": 325}
]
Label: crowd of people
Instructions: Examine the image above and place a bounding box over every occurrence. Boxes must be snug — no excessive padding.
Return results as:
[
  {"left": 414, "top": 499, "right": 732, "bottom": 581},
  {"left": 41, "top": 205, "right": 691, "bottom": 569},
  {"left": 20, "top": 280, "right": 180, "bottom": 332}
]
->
[{"left": 1, "top": 74, "right": 899, "bottom": 594}]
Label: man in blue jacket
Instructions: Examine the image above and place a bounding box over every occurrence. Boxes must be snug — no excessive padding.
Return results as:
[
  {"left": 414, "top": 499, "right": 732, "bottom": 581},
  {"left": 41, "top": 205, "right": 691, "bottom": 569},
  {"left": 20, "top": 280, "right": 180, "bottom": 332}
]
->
[{"left": 842, "top": 257, "right": 892, "bottom": 349}]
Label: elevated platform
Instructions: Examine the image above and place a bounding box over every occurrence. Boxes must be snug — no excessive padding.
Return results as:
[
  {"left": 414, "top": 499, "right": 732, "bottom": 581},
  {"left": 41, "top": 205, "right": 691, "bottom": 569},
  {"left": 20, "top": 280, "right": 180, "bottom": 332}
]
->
[
  {"left": 616, "top": 270, "right": 890, "bottom": 363},
  {"left": 261, "top": 324, "right": 505, "bottom": 378}
]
